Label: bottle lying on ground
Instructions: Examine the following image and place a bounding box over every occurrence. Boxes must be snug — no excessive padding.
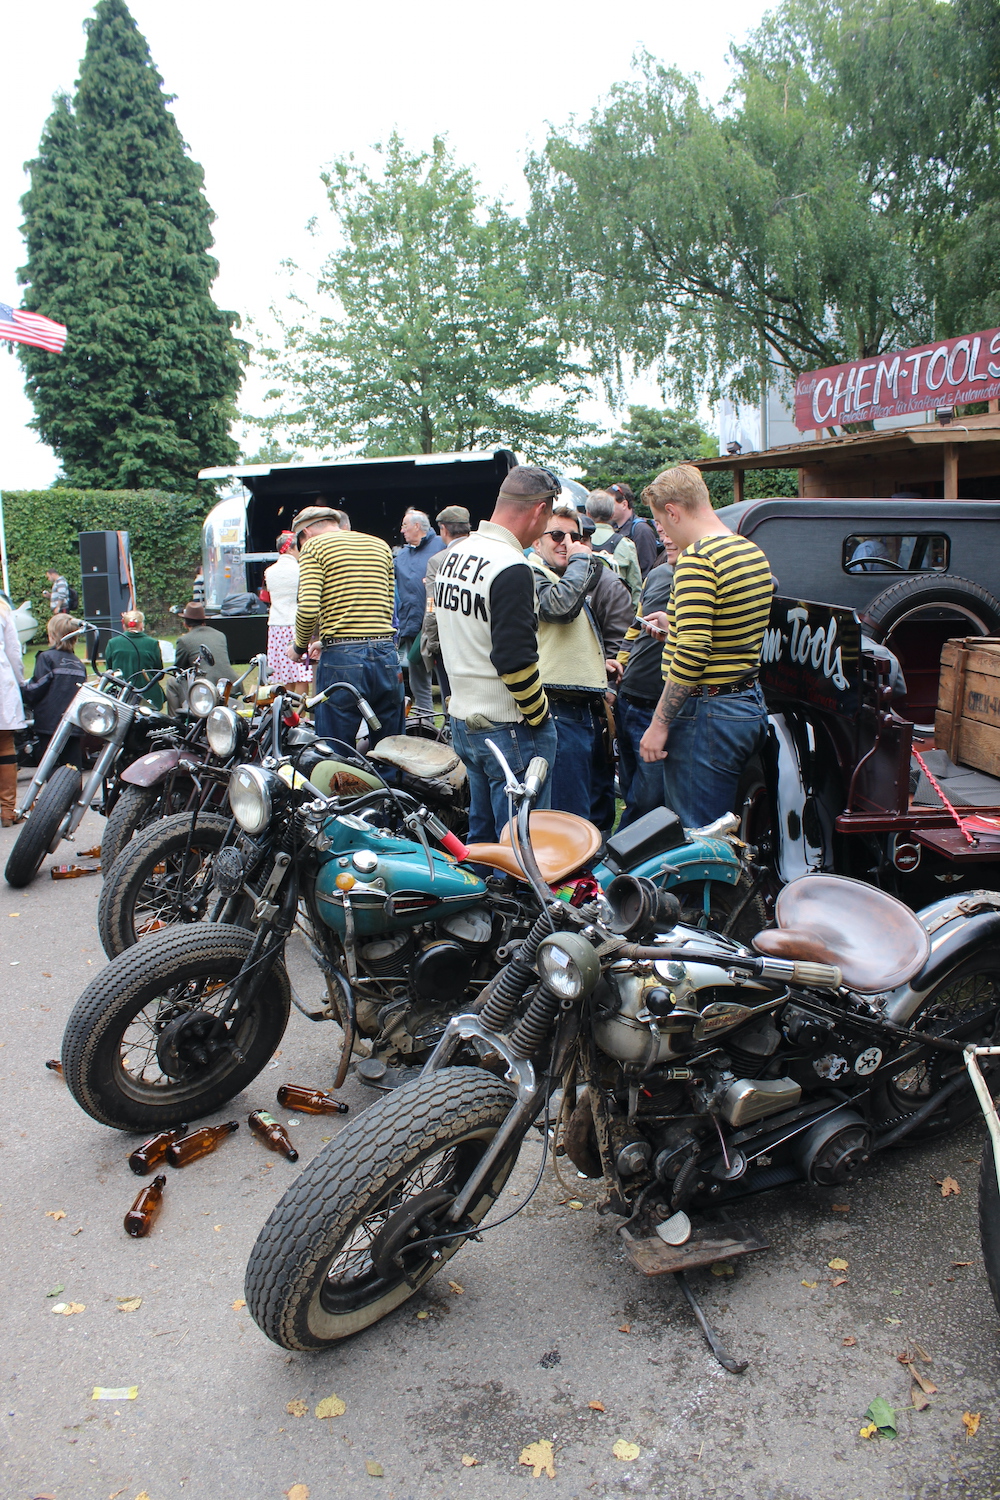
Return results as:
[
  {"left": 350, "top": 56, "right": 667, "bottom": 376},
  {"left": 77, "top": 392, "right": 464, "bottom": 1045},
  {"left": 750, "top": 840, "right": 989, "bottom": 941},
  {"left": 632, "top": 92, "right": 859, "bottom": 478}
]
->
[
  {"left": 248, "top": 1110, "right": 299, "bottom": 1161},
  {"left": 276, "top": 1084, "right": 349, "bottom": 1116},
  {"left": 124, "top": 1175, "right": 166, "bottom": 1237},
  {"left": 45, "top": 1059, "right": 63, "bottom": 1076},
  {"left": 128, "top": 1125, "right": 188, "bottom": 1175},
  {"left": 166, "top": 1120, "right": 239, "bottom": 1167}
]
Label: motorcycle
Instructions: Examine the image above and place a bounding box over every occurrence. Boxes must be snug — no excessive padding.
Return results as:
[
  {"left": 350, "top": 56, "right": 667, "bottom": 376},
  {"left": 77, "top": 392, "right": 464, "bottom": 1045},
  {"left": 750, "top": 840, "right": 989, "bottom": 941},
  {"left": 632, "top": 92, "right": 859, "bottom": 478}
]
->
[
  {"left": 62, "top": 722, "right": 766, "bottom": 1131},
  {"left": 241, "top": 742, "right": 1000, "bottom": 1360}
]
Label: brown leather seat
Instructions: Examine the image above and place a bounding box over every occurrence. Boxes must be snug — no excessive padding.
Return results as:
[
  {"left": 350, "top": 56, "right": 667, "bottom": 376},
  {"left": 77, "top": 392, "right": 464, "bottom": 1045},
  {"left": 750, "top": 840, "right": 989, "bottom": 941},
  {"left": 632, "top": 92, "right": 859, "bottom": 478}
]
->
[
  {"left": 465, "top": 810, "right": 603, "bottom": 886},
  {"left": 753, "top": 873, "right": 930, "bottom": 993},
  {"left": 368, "top": 735, "right": 461, "bottom": 779}
]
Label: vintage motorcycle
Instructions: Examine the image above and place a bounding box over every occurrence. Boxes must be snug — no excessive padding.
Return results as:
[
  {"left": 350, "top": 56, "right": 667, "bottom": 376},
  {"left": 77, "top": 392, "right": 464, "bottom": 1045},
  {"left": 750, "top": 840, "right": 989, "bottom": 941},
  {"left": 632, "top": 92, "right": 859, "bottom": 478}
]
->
[
  {"left": 61, "top": 730, "right": 766, "bottom": 1132},
  {"left": 241, "top": 742, "right": 1000, "bottom": 1359}
]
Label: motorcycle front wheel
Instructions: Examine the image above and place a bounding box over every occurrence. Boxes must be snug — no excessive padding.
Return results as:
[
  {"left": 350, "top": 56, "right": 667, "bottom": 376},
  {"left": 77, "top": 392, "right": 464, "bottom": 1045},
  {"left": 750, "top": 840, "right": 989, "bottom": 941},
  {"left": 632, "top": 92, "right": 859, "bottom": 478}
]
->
[
  {"left": 245, "top": 1067, "right": 516, "bottom": 1350},
  {"left": 61, "top": 923, "right": 290, "bottom": 1131},
  {"left": 98, "top": 811, "right": 237, "bottom": 958},
  {"left": 979, "top": 1135, "right": 1000, "bottom": 1319},
  {"left": 4, "top": 763, "right": 81, "bottom": 888}
]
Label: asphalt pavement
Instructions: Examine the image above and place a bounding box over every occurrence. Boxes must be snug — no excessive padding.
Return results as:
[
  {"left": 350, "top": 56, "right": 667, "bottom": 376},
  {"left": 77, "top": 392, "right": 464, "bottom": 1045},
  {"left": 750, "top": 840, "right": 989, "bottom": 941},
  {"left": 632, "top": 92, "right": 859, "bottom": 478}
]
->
[{"left": 2, "top": 793, "right": 1000, "bottom": 1500}]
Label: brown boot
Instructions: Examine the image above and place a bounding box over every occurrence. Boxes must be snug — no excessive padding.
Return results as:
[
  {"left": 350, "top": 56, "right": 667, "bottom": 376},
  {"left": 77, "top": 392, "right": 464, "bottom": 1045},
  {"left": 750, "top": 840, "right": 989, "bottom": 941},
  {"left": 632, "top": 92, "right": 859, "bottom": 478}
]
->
[{"left": 0, "top": 743, "right": 17, "bottom": 828}]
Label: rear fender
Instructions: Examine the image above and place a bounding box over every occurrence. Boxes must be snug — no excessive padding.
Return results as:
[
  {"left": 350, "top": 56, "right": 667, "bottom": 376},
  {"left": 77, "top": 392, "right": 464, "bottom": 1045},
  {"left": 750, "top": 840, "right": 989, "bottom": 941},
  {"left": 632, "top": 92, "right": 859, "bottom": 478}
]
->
[
  {"left": 881, "top": 893, "right": 1000, "bottom": 1025},
  {"left": 121, "top": 748, "right": 181, "bottom": 787},
  {"left": 594, "top": 835, "right": 741, "bottom": 891}
]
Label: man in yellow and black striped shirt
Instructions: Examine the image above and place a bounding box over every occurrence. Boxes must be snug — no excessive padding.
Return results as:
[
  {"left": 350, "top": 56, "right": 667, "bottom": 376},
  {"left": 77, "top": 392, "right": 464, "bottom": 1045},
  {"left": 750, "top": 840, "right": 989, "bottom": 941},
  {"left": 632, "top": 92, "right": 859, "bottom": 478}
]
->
[
  {"left": 638, "top": 466, "right": 772, "bottom": 828},
  {"left": 289, "top": 506, "right": 403, "bottom": 748}
]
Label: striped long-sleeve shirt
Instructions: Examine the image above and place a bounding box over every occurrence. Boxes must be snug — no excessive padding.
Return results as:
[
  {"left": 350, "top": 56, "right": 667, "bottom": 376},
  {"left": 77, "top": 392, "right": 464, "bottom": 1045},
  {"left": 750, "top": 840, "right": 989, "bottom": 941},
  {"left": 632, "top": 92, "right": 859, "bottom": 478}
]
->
[
  {"left": 661, "top": 532, "right": 772, "bottom": 687},
  {"left": 294, "top": 531, "right": 395, "bottom": 652}
]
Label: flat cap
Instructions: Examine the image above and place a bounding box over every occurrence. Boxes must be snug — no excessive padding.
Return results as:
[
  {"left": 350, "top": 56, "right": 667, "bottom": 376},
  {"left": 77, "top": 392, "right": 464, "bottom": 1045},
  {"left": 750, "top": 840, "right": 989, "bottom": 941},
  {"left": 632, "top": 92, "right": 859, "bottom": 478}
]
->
[
  {"left": 436, "top": 504, "right": 470, "bottom": 526},
  {"left": 290, "top": 505, "right": 343, "bottom": 534}
]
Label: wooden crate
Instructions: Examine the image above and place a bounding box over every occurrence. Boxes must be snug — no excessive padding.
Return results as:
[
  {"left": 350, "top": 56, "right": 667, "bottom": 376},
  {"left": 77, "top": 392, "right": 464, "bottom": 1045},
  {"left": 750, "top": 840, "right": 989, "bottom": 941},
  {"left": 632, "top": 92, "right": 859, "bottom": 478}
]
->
[{"left": 936, "top": 638, "right": 1000, "bottom": 776}]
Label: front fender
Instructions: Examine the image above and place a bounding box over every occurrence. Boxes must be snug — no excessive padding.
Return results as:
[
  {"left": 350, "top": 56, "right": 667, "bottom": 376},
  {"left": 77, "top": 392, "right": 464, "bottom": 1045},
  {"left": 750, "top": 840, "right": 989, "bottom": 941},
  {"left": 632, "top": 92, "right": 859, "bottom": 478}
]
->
[
  {"left": 594, "top": 835, "right": 741, "bottom": 891},
  {"left": 882, "top": 893, "right": 1000, "bottom": 1025},
  {"left": 121, "top": 748, "right": 181, "bottom": 787}
]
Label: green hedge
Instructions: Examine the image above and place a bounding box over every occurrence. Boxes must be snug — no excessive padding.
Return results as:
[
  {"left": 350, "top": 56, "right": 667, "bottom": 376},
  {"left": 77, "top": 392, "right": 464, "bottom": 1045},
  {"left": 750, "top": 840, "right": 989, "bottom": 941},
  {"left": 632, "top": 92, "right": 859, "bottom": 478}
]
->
[{"left": 1, "top": 488, "right": 203, "bottom": 636}]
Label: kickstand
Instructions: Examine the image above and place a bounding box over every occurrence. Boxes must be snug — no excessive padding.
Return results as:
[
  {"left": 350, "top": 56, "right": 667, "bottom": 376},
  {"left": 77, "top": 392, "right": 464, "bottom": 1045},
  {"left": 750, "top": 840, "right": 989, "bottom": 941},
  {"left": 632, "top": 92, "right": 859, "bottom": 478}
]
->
[{"left": 672, "top": 1271, "right": 748, "bottom": 1375}]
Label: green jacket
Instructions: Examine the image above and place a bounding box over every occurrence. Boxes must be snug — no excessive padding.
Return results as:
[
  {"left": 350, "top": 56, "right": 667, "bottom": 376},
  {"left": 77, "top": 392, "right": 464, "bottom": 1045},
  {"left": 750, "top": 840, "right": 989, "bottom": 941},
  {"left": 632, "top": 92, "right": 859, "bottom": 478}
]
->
[{"left": 104, "top": 632, "right": 164, "bottom": 708}]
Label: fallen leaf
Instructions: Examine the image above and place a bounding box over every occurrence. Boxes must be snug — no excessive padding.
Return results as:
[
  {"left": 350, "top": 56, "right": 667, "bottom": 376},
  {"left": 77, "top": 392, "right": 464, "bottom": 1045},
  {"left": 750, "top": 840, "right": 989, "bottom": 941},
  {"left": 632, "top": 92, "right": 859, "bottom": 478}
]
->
[
  {"left": 711, "top": 1261, "right": 734, "bottom": 1277},
  {"left": 213, "top": 1225, "right": 221, "bottom": 1232},
  {"left": 45, "top": 1210, "right": 66, "bottom": 1221},
  {"left": 831, "top": 1277, "right": 848, "bottom": 1287},
  {"left": 286, "top": 1400, "right": 308, "bottom": 1418},
  {"left": 135, "top": 1493, "right": 152, "bottom": 1500},
  {"left": 588, "top": 1400, "right": 605, "bottom": 1412},
  {"left": 843, "top": 1336, "right": 857, "bottom": 1346},
  {"left": 914, "top": 1343, "right": 932, "bottom": 1363},
  {"left": 890, "top": 1288, "right": 904, "bottom": 1295},
  {"left": 618, "top": 1323, "right": 631, "bottom": 1333},
  {"left": 612, "top": 1439, "right": 640, "bottom": 1461},
  {"left": 828, "top": 1258, "right": 849, "bottom": 1271},
  {"left": 460, "top": 1454, "right": 478, "bottom": 1467},
  {"left": 286, "top": 1487, "right": 310, "bottom": 1500},
  {"left": 52, "top": 1301, "right": 84, "bottom": 1315},
  {"left": 886, "top": 1317, "right": 902, "bottom": 1325},
  {"left": 447, "top": 1281, "right": 464, "bottom": 1295},
  {"left": 519, "top": 1439, "right": 556, "bottom": 1479},
  {"left": 46, "top": 1284, "right": 64, "bottom": 1298},
  {"left": 865, "top": 1398, "right": 897, "bottom": 1439},
  {"left": 365, "top": 1460, "right": 383, "bottom": 1477},
  {"left": 567, "top": 1200, "right": 584, "bottom": 1210},
  {"left": 859, "top": 1422, "right": 878, "bottom": 1439},
  {"left": 937, "top": 1176, "right": 961, "bottom": 1197},
  {"left": 832, "top": 1203, "right": 849, "bottom": 1212},
  {"left": 911, "top": 1386, "right": 930, "bottom": 1411},
  {"left": 906, "top": 1363, "right": 938, "bottom": 1395},
  {"left": 315, "top": 1394, "right": 346, "bottom": 1420},
  {"left": 231, "top": 1298, "right": 246, "bottom": 1311},
  {"left": 801, "top": 1280, "right": 818, "bottom": 1288},
  {"left": 110, "top": 1490, "right": 126, "bottom": 1499},
  {"left": 416, "top": 1310, "right": 429, "bottom": 1320},
  {"left": 952, "top": 1260, "right": 972, "bottom": 1267},
  {"left": 116, "top": 1297, "right": 142, "bottom": 1313},
  {"left": 71, "top": 1226, "right": 83, "bottom": 1236},
  {"left": 963, "top": 1411, "right": 982, "bottom": 1440}
]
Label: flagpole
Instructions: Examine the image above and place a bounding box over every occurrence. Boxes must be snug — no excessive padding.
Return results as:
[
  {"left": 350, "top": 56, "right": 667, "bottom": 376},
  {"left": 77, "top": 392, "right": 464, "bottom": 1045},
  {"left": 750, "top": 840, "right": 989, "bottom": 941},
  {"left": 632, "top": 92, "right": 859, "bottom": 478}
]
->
[{"left": 0, "top": 490, "right": 9, "bottom": 598}]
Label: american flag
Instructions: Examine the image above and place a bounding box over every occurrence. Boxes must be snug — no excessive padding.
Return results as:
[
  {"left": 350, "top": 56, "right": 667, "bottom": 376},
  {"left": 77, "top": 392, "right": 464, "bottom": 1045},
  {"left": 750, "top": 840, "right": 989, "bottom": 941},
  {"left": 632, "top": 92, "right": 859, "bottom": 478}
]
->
[{"left": 0, "top": 302, "right": 67, "bottom": 353}]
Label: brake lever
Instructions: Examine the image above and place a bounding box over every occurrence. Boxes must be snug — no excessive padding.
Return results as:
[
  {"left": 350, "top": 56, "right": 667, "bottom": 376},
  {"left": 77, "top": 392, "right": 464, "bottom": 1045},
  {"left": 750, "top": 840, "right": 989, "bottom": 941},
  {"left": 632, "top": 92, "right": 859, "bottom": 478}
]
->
[{"left": 484, "top": 737, "right": 521, "bottom": 797}]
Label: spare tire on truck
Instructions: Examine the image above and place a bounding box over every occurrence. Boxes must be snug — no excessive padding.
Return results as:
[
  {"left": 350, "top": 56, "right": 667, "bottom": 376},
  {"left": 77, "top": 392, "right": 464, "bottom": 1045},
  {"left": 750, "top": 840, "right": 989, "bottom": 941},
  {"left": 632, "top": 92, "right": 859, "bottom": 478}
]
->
[{"left": 859, "top": 574, "right": 1000, "bottom": 727}]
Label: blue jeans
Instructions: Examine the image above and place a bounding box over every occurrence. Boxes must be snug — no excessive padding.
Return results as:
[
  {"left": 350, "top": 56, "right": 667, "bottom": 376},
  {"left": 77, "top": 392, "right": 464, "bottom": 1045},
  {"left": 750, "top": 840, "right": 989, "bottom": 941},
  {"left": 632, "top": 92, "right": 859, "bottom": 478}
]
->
[
  {"left": 547, "top": 697, "right": 599, "bottom": 823},
  {"left": 662, "top": 684, "right": 767, "bottom": 829},
  {"left": 615, "top": 694, "right": 665, "bottom": 828},
  {"left": 315, "top": 639, "right": 404, "bottom": 752},
  {"left": 450, "top": 716, "right": 558, "bottom": 843}
]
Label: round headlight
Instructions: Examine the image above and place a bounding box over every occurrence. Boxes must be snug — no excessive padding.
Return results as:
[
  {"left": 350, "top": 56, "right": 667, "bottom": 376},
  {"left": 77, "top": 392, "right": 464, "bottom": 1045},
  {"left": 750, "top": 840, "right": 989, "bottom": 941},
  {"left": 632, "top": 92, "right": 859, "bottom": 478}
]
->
[
  {"left": 187, "top": 678, "right": 218, "bottom": 717},
  {"left": 534, "top": 932, "right": 601, "bottom": 1001},
  {"left": 78, "top": 698, "right": 118, "bottom": 737},
  {"left": 206, "top": 705, "right": 241, "bottom": 758},
  {"left": 229, "top": 764, "right": 272, "bottom": 835}
]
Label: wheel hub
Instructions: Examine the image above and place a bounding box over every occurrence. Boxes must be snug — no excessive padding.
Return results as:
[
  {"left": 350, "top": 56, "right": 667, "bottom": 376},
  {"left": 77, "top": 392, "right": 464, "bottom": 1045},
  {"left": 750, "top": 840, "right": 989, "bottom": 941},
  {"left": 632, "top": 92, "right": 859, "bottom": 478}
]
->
[
  {"left": 155, "top": 1009, "right": 226, "bottom": 1078},
  {"left": 369, "top": 1186, "right": 457, "bottom": 1279}
]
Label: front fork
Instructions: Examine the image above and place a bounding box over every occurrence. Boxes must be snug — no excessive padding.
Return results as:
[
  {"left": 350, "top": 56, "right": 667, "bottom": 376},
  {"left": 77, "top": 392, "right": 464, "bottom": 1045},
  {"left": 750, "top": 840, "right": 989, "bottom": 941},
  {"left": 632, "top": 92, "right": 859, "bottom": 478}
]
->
[
  {"left": 65, "top": 739, "right": 123, "bottom": 836},
  {"left": 966, "top": 1045, "right": 1000, "bottom": 1198},
  {"left": 16, "top": 720, "right": 73, "bottom": 817}
]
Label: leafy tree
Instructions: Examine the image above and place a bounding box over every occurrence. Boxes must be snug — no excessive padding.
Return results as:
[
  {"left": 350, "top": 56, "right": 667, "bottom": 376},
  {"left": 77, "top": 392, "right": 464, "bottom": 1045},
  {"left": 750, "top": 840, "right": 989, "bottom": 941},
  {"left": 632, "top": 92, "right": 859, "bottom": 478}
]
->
[
  {"left": 255, "top": 134, "right": 591, "bottom": 460},
  {"left": 18, "top": 0, "right": 244, "bottom": 490},
  {"left": 573, "top": 406, "right": 715, "bottom": 496},
  {"left": 527, "top": 1, "right": 1000, "bottom": 410}
]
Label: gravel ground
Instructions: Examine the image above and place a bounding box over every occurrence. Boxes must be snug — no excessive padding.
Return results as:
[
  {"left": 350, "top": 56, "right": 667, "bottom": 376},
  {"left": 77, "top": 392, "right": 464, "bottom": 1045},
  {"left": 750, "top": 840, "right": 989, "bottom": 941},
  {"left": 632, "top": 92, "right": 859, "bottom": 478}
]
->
[{"left": 1, "top": 793, "right": 999, "bottom": 1500}]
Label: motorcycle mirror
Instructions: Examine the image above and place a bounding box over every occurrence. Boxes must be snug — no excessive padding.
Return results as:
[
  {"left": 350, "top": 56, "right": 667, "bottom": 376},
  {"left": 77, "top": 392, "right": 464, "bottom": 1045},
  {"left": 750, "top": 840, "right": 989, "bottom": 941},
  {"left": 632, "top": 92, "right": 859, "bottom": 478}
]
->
[{"left": 199, "top": 645, "right": 215, "bottom": 667}]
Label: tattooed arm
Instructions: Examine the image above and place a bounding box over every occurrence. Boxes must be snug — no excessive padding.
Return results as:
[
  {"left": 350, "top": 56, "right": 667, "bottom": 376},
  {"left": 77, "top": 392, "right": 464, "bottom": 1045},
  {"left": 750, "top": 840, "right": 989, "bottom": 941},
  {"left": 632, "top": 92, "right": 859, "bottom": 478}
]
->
[{"left": 638, "top": 678, "right": 692, "bottom": 762}]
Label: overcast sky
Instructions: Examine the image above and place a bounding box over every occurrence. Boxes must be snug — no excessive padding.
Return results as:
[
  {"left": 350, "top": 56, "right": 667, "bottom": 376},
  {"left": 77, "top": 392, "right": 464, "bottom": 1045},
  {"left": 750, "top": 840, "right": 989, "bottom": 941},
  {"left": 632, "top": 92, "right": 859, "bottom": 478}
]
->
[{"left": 1, "top": 0, "right": 772, "bottom": 490}]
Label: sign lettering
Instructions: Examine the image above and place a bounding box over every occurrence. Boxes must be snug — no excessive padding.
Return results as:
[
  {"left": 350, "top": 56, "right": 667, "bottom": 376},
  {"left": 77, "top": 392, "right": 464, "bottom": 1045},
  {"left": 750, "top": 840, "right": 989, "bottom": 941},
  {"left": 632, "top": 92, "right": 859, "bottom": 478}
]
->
[{"left": 760, "top": 598, "right": 861, "bottom": 715}]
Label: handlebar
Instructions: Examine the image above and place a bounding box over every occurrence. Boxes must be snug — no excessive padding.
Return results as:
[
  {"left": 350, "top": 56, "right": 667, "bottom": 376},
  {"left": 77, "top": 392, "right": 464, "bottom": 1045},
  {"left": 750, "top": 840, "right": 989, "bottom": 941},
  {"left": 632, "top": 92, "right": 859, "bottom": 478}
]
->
[{"left": 616, "top": 941, "right": 842, "bottom": 991}]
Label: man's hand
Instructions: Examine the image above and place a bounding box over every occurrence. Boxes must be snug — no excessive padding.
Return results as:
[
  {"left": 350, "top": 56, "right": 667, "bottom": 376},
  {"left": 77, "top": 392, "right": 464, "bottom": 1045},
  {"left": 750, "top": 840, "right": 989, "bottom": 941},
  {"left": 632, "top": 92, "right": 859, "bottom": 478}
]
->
[
  {"left": 641, "top": 610, "right": 669, "bottom": 642},
  {"left": 566, "top": 538, "right": 592, "bottom": 559},
  {"left": 288, "top": 643, "right": 307, "bottom": 662},
  {"left": 307, "top": 641, "right": 322, "bottom": 663},
  {"left": 640, "top": 718, "right": 669, "bottom": 762},
  {"left": 605, "top": 658, "right": 623, "bottom": 684}
]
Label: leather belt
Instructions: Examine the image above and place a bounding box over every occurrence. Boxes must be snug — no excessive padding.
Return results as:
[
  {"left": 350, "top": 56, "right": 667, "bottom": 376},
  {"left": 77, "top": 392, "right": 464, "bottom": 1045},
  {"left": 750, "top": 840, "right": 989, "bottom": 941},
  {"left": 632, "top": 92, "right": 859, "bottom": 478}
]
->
[
  {"left": 688, "top": 676, "right": 759, "bottom": 698},
  {"left": 620, "top": 690, "right": 659, "bottom": 710},
  {"left": 320, "top": 634, "right": 394, "bottom": 646}
]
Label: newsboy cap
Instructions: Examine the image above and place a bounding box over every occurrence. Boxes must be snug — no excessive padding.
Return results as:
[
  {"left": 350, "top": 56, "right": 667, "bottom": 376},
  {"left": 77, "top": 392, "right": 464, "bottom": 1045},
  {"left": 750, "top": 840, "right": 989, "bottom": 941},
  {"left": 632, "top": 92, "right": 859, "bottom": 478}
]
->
[
  {"left": 435, "top": 505, "right": 471, "bottom": 526},
  {"left": 289, "top": 505, "right": 344, "bottom": 534}
]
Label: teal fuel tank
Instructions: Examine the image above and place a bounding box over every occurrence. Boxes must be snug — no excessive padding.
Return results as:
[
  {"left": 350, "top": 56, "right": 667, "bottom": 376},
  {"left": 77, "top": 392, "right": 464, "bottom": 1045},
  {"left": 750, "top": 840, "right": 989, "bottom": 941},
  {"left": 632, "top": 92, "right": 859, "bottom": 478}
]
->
[{"left": 314, "top": 816, "right": 487, "bottom": 938}]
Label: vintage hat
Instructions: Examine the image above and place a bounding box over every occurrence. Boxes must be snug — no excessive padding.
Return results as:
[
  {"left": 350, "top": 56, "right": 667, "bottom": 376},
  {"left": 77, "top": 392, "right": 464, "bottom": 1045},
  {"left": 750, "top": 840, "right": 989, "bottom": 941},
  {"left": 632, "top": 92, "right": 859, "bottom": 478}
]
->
[
  {"left": 182, "top": 602, "right": 207, "bottom": 623},
  {"left": 289, "top": 505, "right": 343, "bottom": 535},
  {"left": 436, "top": 504, "right": 471, "bottom": 526},
  {"left": 578, "top": 513, "right": 596, "bottom": 537}
]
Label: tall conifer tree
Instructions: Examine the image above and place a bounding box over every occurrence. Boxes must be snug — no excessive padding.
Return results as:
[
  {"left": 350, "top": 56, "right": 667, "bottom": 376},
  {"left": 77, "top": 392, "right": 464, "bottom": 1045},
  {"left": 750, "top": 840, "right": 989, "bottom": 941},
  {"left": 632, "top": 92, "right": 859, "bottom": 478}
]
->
[{"left": 18, "top": 0, "right": 244, "bottom": 489}]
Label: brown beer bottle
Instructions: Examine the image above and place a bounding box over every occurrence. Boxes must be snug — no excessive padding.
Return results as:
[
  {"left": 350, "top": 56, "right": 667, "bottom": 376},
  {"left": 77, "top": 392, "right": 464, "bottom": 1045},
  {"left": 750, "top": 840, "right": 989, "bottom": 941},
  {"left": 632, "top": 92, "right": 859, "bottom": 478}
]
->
[
  {"left": 248, "top": 1110, "right": 299, "bottom": 1162},
  {"left": 166, "top": 1120, "right": 239, "bottom": 1167},
  {"left": 124, "top": 1175, "right": 166, "bottom": 1237},
  {"left": 128, "top": 1125, "right": 188, "bottom": 1176},
  {"left": 45, "top": 1059, "right": 64, "bottom": 1076},
  {"left": 276, "top": 1083, "right": 349, "bottom": 1116}
]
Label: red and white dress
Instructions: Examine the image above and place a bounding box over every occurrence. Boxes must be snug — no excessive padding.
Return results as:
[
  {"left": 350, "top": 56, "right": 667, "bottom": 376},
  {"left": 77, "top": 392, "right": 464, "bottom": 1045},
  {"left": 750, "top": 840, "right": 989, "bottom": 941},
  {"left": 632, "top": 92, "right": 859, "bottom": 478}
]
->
[{"left": 264, "top": 554, "right": 313, "bottom": 685}]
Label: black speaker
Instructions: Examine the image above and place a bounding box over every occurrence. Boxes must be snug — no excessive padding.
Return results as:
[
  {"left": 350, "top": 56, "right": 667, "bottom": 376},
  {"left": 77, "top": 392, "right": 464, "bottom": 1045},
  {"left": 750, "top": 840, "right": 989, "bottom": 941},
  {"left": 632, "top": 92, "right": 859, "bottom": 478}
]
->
[{"left": 78, "top": 530, "right": 134, "bottom": 653}]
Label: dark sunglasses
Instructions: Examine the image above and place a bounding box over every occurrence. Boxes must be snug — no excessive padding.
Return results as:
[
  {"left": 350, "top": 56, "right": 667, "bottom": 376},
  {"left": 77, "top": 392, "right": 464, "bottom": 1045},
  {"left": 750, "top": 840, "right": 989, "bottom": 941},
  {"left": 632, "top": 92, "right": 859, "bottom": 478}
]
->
[{"left": 543, "top": 528, "right": 579, "bottom": 544}]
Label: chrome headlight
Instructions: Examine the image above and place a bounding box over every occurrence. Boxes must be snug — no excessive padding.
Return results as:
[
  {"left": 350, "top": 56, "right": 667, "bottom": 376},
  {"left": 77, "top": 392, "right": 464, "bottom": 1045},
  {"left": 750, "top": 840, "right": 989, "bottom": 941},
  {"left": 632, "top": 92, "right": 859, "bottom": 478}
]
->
[
  {"left": 77, "top": 698, "right": 119, "bottom": 738},
  {"left": 187, "top": 678, "right": 218, "bottom": 717},
  {"left": 206, "top": 704, "right": 241, "bottom": 758},
  {"left": 229, "top": 764, "right": 273, "bottom": 835},
  {"left": 534, "top": 932, "right": 601, "bottom": 1001}
]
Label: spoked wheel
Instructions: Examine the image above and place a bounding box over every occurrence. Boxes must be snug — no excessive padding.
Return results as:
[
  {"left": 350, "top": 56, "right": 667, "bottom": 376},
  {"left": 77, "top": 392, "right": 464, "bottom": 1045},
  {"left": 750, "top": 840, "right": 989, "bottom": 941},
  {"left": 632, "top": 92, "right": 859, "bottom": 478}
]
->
[
  {"left": 61, "top": 924, "right": 290, "bottom": 1131},
  {"left": 670, "top": 870, "right": 770, "bottom": 947},
  {"left": 873, "top": 950, "right": 1000, "bottom": 1142},
  {"left": 246, "top": 1067, "right": 516, "bottom": 1350},
  {"left": 4, "top": 763, "right": 81, "bottom": 888},
  {"left": 98, "top": 812, "right": 235, "bottom": 958}
]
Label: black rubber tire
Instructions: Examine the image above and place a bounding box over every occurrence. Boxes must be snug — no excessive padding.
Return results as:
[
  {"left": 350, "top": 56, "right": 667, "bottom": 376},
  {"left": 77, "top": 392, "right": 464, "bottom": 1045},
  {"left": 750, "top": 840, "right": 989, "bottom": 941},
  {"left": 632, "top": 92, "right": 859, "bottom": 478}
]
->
[
  {"left": 5, "top": 764, "right": 82, "bottom": 888},
  {"left": 98, "top": 811, "right": 234, "bottom": 959},
  {"left": 245, "top": 1066, "right": 516, "bottom": 1349},
  {"left": 61, "top": 923, "right": 290, "bottom": 1131},
  {"left": 978, "top": 1136, "right": 1000, "bottom": 1320},
  {"left": 861, "top": 573, "right": 1000, "bottom": 641},
  {"left": 872, "top": 949, "right": 1000, "bottom": 1142},
  {"left": 100, "top": 785, "right": 160, "bottom": 874},
  {"left": 670, "top": 869, "right": 770, "bottom": 948}
]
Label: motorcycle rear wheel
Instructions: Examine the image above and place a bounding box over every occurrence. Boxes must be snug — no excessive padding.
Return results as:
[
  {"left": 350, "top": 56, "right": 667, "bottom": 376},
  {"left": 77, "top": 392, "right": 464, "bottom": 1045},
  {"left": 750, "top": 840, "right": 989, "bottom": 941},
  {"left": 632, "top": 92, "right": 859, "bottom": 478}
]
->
[
  {"left": 245, "top": 1067, "right": 516, "bottom": 1350},
  {"left": 978, "top": 1136, "right": 1000, "bottom": 1319},
  {"left": 873, "top": 949, "right": 1000, "bottom": 1142},
  {"left": 98, "top": 811, "right": 236, "bottom": 958},
  {"left": 670, "top": 869, "right": 770, "bottom": 947},
  {"left": 4, "top": 763, "right": 81, "bottom": 888},
  {"left": 61, "top": 923, "right": 290, "bottom": 1130}
]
